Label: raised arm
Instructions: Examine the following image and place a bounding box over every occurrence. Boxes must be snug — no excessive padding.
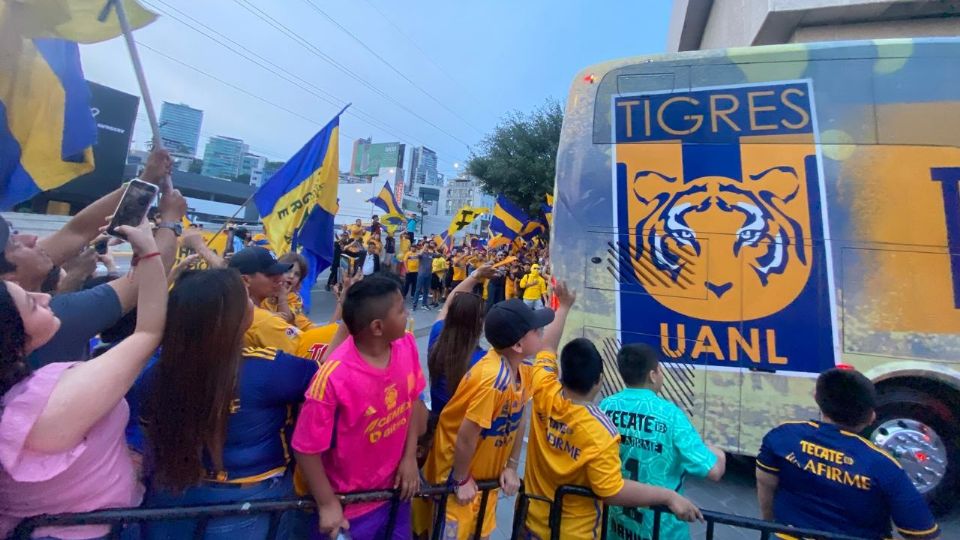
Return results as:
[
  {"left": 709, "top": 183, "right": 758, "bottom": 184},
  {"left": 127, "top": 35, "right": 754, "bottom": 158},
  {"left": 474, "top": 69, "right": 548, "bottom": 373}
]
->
[
  {"left": 38, "top": 149, "right": 171, "bottom": 266},
  {"left": 108, "top": 189, "right": 187, "bottom": 312},
  {"left": 26, "top": 222, "right": 167, "bottom": 454},
  {"left": 541, "top": 281, "right": 575, "bottom": 354},
  {"left": 437, "top": 264, "right": 495, "bottom": 320},
  {"left": 181, "top": 228, "right": 226, "bottom": 269}
]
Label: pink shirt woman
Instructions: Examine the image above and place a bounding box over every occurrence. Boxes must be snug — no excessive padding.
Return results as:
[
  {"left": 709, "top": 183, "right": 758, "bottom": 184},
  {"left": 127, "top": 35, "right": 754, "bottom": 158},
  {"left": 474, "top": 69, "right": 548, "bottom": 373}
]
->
[{"left": 0, "top": 222, "right": 167, "bottom": 539}]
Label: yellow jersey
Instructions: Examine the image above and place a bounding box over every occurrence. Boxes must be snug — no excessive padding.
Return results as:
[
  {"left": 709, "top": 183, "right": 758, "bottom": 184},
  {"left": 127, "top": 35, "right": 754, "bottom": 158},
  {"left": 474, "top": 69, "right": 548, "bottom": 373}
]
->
[
  {"left": 295, "top": 323, "right": 339, "bottom": 362},
  {"left": 244, "top": 306, "right": 300, "bottom": 354},
  {"left": 349, "top": 224, "right": 364, "bottom": 239},
  {"left": 523, "top": 351, "right": 624, "bottom": 540},
  {"left": 261, "top": 292, "right": 314, "bottom": 331},
  {"left": 520, "top": 273, "right": 548, "bottom": 301},
  {"left": 431, "top": 256, "right": 448, "bottom": 276},
  {"left": 406, "top": 252, "right": 420, "bottom": 273},
  {"left": 423, "top": 350, "right": 527, "bottom": 484},
  {"left": 452, "top": 258, "right": 467, "bottom": 281}
]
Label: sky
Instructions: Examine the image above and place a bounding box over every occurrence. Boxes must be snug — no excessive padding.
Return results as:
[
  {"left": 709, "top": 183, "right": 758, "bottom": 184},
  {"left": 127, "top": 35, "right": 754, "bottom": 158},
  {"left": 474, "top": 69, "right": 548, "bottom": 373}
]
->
[{"left": 80, "top": 0, "right": 672, "bottom": 177}]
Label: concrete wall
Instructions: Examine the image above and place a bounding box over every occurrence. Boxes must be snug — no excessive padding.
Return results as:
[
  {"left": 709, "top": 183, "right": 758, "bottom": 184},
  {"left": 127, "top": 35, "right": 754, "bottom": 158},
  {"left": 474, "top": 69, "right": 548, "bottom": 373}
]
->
[
  {"left": 791, "top": 17, "right": 960, "bottom": 42},
  {"left": 671, "top": 0, "right": 960, "bottom": 51}
]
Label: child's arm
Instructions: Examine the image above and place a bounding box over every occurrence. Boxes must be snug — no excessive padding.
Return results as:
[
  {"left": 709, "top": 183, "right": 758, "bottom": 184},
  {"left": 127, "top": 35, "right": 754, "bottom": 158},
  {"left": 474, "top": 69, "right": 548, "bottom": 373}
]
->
[
  {"left": 500, "top": 409, "right": 528, "bottom": 496},
  {"left": 295, "top": 451, "right": 349, "bottom": 538},
  {"left": 395, "top": 398, "right": 424, "bottom": 500},
  {"left": 451, "top": 419, "right": 483, "bottom": 504}
]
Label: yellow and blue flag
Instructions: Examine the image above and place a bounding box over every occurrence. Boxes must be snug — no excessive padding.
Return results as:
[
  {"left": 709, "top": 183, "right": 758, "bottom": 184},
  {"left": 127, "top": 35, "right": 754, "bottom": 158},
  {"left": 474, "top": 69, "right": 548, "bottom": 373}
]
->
[
  {"left": 446, "top": 205, "right": 488, "bottom": 237},
  {"left": 542, "top": 192, "right": 553, "bottom": 226},
  {"left": 489, "top": 195, "right": 528, "bottom": 240},
  {"left": 255, "top": 106, "right": 347, "bottom": 307},
  {"left": 521, "top": 219, "right": 545, "bottom": 243},
  {"left": 367, "top": 180, "right": 405, "bottom": 220},
  {"left": 0, "top": 0, "right": 157, "bottom": 209}
]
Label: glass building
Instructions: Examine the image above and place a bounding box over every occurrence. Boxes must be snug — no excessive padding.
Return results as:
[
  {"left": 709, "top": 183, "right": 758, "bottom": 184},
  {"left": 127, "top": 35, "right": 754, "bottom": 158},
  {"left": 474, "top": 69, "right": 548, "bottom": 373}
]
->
[{"left": 158, "top": 102, "right": 203, "bottom": 157}]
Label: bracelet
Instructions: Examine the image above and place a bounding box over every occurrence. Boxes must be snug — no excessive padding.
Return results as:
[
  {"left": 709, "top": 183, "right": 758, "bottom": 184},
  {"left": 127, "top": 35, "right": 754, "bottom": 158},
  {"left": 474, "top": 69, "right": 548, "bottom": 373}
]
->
[
  {"left": 451, "top": 474, "right": 473, "bottom": 487},
  {"left": 132, "top": 252, "right": 162, "bottom": 267}
]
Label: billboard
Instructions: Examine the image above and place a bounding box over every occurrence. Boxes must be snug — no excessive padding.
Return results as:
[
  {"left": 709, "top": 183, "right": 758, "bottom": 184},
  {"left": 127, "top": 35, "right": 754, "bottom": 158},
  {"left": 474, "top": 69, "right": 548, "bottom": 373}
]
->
[
  {"left": 352, "top": 142, "right": 405, "bottom": 176},
  {"left": 48, "top": 81, "right": 139, "bottom": 202}
]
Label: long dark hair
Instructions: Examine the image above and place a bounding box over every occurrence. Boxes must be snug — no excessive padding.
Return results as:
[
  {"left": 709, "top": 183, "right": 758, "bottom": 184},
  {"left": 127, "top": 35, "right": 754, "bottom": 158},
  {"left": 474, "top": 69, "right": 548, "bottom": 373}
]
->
[
  {"left": 428, "top": 292, "right": 485, "bottom": 395},
  {"left": 0, "top": 281, "right": 31, "bottom": 398},
  {"left": 144, "top": 269, "right": 249, "bottom": 492}
]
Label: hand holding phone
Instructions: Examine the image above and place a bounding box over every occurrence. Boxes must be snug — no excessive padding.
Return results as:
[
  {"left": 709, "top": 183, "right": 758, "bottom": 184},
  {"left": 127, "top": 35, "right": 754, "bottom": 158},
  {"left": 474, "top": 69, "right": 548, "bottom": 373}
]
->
[{"left": 107, "top": 179, "right": 159, "bottom": 238}]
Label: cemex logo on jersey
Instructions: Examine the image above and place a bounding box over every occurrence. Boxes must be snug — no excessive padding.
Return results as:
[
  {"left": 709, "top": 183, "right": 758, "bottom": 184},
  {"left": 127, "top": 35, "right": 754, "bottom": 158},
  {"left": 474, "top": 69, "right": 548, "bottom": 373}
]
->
[{"left": 613, "top": 81, "right": 835, "bottom": 373}]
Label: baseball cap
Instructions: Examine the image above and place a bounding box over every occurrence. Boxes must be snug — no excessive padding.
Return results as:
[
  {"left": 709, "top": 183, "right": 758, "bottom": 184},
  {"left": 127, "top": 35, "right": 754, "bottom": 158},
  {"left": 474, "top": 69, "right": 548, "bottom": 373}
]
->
[
  {"left": 484, "top": 299, "right": 555, "bottom": 350},
  {"left": 228, "top": 247, "right": 291, "bottom": 276}
]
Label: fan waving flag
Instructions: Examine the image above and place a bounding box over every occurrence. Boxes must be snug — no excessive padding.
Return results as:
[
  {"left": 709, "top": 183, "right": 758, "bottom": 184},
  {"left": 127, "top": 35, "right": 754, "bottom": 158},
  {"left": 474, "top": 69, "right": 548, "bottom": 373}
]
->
[
  {"left": 255, "top": 106, "right": 347, "bottom": 308},
  {"left": 0, "top": 0, "right": 157, "bottom": 209},
  {"left": 490, "top": 195, "right": 529, "bottom": 240}
]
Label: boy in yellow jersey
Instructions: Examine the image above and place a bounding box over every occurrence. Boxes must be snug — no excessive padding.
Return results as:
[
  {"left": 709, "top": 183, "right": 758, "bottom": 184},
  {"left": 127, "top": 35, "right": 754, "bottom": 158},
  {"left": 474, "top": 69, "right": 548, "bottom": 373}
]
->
[
  {"left": 229, "top": 247, "right": 301, "bottom": 354},
  {"left": 523, "top": 283, "right": 702, "bottom": 539},
  {"left": 422, "top": 298, "right": 555, "bottom": 539}
]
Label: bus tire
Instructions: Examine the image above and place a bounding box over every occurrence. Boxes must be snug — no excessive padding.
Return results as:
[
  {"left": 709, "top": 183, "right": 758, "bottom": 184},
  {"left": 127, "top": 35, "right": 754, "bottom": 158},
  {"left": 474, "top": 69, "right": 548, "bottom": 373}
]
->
[{"left": 869, "top": 385, "right": 959, "bottom": 515}]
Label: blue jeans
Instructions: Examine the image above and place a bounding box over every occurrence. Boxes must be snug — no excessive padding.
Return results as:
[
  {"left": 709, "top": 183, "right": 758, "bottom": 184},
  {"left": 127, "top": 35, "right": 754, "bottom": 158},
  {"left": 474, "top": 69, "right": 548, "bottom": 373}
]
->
[
  {"left": 143, "top": 472, "right": 295, "bottom": 540},
  {"left": 413, "top": 273, "right": 431, "bottom": 308}
]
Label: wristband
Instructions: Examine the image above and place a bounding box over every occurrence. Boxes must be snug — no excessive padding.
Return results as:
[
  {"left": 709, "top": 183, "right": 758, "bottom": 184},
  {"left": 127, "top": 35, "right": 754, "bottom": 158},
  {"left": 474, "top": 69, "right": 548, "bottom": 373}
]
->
[
  {"left": 453, "top": 474, "right": 473, "bottom": 487},
  {"left": 132, "top": 252, "right": 162, "bottom": 267}
]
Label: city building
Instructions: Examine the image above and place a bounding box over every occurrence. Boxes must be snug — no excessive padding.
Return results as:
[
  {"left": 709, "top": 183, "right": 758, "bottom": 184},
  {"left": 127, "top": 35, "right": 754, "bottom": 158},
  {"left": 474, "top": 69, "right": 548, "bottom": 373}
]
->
[
  {"left": 442, "top": 175, "right": 494, "bottom": 235},
  {"left": 669, "top": 0, "right": 960, "bottom": 51},
  {"left": 158, "top": 102, "right": 203, "bottom": 157},
  {"left": 201, "top": 136, "right": 247, "bottom": 181},
  {"left": 408, "top": 146, "right": 440, "bottom": 186},
  {"left": 240, "top": 153, "right": 266, "bottom": 186},
  {"left": 350, "top": 140, "right": 406, "bottom": 179}
]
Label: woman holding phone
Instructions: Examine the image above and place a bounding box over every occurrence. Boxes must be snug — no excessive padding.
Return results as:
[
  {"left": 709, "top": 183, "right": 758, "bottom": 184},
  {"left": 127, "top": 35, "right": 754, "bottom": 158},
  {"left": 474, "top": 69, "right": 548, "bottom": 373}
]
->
[{"left": 0, "top": 222, "right": 166, "bottom": 540}]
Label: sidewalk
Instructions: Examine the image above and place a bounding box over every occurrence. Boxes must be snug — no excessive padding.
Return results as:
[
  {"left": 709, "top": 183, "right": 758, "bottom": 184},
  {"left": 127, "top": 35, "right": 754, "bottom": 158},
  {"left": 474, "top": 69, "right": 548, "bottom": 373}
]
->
[{"left": 306, "top": 277, "right": 439, "bottom": 337}]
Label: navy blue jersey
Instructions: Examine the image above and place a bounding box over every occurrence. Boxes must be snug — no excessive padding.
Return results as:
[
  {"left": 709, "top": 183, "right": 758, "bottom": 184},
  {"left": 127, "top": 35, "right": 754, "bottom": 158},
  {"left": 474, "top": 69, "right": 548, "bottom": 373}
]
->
[
  {"left": 757, "top": 420, "right": 938, "bottom": 540},
  {"left": 130, "top": 347, "right": 318, "bottom": 482}
]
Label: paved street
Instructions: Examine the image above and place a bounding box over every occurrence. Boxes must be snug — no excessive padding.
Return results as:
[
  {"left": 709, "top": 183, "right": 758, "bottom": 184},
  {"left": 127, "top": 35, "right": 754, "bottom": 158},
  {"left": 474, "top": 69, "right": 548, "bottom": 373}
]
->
[{"left": 308, "top": 281, "right": 960, "bottom": 539}]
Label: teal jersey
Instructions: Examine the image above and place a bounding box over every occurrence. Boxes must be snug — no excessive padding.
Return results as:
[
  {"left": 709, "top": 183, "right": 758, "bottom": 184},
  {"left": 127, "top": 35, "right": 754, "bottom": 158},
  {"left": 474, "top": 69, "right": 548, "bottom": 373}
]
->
[{"left": 599, "top": 388, "right": 717, "bottom": 540}]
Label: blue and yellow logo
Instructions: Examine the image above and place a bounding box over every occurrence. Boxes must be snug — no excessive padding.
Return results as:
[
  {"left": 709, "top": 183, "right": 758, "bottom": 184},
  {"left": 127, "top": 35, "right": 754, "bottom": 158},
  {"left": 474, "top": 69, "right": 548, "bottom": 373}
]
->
[{"left": 614, "top": 81, "right": 835, "bottom": 372}]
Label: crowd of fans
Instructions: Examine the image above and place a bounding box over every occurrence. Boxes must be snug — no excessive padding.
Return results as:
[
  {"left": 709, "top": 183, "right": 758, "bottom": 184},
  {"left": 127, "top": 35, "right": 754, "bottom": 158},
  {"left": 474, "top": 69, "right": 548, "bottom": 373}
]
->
[{"left": 0, "top": 148, "right": 942, "bottom": 540}]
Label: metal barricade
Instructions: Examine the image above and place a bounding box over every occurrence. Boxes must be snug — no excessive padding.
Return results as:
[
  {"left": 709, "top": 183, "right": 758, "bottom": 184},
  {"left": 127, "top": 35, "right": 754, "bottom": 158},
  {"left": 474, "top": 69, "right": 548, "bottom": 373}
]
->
[
  {"left": 511, "top": 484, "right": 872, "bottom": 540},
  {"left": 14, "top": 481, "right": 875, "bottom": 540},
  {"left": 11, "top": 480, "right": 501, "bottom": 540}
]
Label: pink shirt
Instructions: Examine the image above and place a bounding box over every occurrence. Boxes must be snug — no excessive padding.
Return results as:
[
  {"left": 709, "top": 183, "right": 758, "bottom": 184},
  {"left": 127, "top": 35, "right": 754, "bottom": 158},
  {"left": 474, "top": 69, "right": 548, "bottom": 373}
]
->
[
  {"left": 292, "top": 334, "right": 425, "bottom": 519},
  {"left": 0, "top": 363, "right": 143, "bottom": 539}
]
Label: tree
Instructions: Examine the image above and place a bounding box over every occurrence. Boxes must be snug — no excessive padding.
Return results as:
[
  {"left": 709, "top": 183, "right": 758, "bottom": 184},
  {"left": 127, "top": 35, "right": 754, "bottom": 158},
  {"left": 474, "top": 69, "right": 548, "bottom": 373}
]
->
[{"left": 467, "top": 100, "right": 562, "bottom": 215}]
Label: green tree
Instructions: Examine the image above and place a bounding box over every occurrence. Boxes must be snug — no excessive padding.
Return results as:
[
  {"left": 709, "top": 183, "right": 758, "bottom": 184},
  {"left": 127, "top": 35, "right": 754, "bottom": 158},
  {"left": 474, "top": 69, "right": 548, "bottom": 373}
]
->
[{"left": 467, "top": 99, "right": 562, "bottom": 215}]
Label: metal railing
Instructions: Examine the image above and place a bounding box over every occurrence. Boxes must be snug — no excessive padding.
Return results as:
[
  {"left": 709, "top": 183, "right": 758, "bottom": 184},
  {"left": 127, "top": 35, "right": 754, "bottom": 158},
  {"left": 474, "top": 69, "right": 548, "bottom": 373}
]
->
[
  {"left": 528, "top": 485, "right": 871, "bottom": 540},
  {"left": 12, "top": 481, "right": 872, "bottom": 540}
]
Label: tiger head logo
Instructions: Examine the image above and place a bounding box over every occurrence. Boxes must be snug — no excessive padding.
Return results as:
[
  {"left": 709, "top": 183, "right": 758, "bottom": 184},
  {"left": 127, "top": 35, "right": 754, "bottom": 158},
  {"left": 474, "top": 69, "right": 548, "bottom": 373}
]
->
[{"left": 620, "top": 134, "right": 817, "bottom": 321}]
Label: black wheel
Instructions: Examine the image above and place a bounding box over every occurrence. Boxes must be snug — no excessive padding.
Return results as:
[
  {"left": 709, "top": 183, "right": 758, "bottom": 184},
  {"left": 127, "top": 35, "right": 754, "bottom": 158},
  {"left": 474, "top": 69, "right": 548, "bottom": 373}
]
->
[{"left": 868, "top": 385, "right": 959, "bottom": 515}]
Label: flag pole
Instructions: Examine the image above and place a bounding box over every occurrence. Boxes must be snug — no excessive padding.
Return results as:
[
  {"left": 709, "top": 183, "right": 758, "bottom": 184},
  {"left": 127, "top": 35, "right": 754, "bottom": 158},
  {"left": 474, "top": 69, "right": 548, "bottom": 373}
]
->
[{"left": 105, "top": 0, "right": 162, "bottom": 149}]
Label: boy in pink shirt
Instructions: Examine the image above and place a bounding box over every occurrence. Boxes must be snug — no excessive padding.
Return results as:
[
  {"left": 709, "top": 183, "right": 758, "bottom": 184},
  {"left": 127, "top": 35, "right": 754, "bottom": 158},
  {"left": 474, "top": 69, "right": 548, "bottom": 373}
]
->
[{"left": 294, "top": 274, "right": 425, "bottom": 539}]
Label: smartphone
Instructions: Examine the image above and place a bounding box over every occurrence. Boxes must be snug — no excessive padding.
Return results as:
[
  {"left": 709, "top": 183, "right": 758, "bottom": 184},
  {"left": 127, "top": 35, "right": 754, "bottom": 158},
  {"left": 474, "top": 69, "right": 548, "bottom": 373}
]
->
[
  {"left": 106, "top": 179, "right": 158, "bottom": 238},
  {"left": 94, "top": 238, "right": 108, "bottom": 255}
]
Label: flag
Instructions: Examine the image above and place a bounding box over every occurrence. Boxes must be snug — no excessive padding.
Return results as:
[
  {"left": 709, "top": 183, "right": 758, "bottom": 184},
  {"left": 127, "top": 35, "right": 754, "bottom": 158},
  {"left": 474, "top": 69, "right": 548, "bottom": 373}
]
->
[
  {"left": 542, "top": 192, "right": 554, "bottom": 226},
  {"left": 489, "top": 195, "right": 529, "bottom": 240},
  {"left": 0, "top": 0, "right": 156, "bottom": 209},
  {"left": 255, "top": 106, "right": 346, "bottom": 308},
  {"left": 433, "top": 231, "right": 453, "bottom": 251},
  {"left": 487, "top": 233, "right": 512, "bottom": 250},
  {"left": 368, "top": 180, "right": 406, "bottom": 219},
  {"left": 521, "top": 220, "right": 545, "bottom": 243},
  {"left": 446, "top": 205, "right": 488, "bottom": 237}
]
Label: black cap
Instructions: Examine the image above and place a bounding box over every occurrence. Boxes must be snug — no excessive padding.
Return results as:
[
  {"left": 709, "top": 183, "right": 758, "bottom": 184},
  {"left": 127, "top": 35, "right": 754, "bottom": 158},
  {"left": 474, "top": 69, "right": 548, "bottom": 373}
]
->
[
  {"left": 484, "top": 299, "right": 555, "bottom": 350},
  {"left": 228, "top": 247, "right": 291, "bottom": 276}
]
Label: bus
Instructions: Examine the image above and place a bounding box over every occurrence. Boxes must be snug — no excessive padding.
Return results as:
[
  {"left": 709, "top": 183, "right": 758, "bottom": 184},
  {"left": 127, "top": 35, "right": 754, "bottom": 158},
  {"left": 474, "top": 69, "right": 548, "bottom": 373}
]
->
[{"left": 552, "top": 38, "right": 960, "bottom": 510}]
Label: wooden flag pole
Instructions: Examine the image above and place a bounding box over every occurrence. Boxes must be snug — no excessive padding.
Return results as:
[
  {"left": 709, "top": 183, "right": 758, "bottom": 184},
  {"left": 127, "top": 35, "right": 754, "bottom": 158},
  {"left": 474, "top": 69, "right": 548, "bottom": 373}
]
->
[{"left": 106, "top": 0, "right": 162, "bottom": 149}]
